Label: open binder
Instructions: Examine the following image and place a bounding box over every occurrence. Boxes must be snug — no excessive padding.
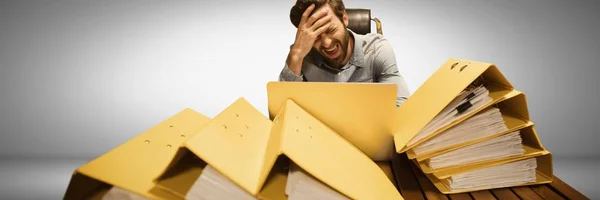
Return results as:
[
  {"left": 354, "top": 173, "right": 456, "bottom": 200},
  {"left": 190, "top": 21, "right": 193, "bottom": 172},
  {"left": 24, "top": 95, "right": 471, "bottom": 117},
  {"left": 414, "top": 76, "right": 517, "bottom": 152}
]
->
[
  {"left": 409, "top": 90, "right": 533, "bottom": 162},
  {"left": 64, "top": 98, "right": 401, "bottom": 200},
  {"left": 424, "top": 152, "right": 553, "bottom": 194},
  {"left": 62, "top": 109, "right": 212, "bottom": 200},
  {"left": 410, "top": 124, "right": 553, "bottom": 193},
  {"left": 393, "top": 59, "right": 517, "bottom": 153},
  {"left": 267, "top": 82, "right": 399, "bottom": 161},
  {"left": 423, "top": 124, "right": 551, "bottom": 178}
]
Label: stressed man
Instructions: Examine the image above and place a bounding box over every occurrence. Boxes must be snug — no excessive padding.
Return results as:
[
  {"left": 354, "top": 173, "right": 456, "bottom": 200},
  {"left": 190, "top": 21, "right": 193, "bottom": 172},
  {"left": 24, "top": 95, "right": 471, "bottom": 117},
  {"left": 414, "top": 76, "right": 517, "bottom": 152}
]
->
[{"left": 279, "top": 0, "right": 410, "bottom": 107}]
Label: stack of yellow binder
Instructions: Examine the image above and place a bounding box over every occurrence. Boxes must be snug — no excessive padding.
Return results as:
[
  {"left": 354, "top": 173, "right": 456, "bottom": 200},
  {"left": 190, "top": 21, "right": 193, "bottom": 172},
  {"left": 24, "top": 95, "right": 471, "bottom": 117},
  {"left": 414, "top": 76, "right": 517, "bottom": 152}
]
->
[
  {"left": 62, "top": 58, "right": 553, "bottom": 199},
  {"left": 62, "top": 98, "right": 402, "bottom": 199},
  {"left": 392, "top": 58, "right": 553, "bottom": 194}
]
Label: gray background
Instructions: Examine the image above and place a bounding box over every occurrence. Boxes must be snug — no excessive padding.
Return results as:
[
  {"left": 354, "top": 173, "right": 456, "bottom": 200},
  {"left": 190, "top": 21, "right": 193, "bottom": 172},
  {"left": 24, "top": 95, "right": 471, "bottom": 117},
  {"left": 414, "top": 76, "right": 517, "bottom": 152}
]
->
[{"left": 0, "top": 0, "right": 598, "bottom": 199}]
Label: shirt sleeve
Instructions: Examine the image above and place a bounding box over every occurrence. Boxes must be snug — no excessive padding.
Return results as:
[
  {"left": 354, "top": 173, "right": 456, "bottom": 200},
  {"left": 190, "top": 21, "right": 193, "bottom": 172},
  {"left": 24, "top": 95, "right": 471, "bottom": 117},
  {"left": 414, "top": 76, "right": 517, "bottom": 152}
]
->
[
  {"left": 279, "top": 44, "right": 305, "bottom": 82},
  {"left": 279, "top": 62, "right": 304, "bottom": 82},
  {"left": 372, "top": 38, "right": 410, "bottom": 107}
]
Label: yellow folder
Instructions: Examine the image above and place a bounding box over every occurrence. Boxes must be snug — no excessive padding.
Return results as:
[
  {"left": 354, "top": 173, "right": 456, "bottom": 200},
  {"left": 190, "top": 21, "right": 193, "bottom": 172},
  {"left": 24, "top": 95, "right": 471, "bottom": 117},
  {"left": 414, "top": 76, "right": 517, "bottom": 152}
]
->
[
  {"left": 423, "top": 151, "right": 553, "bottom": 194},
  {"left": 414, "top": 124, "right": 549, "bottom": 175},
  {"left": 62, "top": 108, "right": 212, "bottom": 200},
  {"left": 407, "top": 89, "right": 533, "bottom": 161},
  {"left": 393, "top": 58, "right": 517, "bottom": 153},
  {"left": 266, "top": 82, "right": 399, "bottom": 161},
  {"left": 151, "top": 97, "right": 402, "bottom": 200}
]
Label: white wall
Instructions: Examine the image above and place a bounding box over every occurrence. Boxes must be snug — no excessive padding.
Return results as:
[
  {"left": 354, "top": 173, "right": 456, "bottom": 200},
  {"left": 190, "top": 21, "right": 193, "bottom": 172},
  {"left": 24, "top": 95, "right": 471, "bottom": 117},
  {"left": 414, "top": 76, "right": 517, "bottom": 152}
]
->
[{"left": 0, "top": 0, "right": 599, "bottom": 159}]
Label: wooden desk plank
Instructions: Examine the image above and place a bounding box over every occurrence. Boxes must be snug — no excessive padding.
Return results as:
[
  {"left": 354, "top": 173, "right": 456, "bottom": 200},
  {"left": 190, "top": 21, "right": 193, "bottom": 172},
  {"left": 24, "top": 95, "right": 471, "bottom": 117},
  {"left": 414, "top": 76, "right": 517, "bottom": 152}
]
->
[
  {"left": 548, "top": 176, "right": 589, "bottom": 200},
  {"left": 490, "top": 188, "right": 519, "bottom": 199},
  {"left": 448, "top": 193, "right": 472, "bottom": 200},
  {"left": 469, "top": 190, "right": 496, "bottom": 200},
  {"left": 409, "top": 161, "right": 449, "bottom": 200},
  {"left": 391, "top": 153, "right": 425, "bottom": 200},
  {"left": 511, "top": 186, "right": 542, "bottom": 200},
  {"left": 530, "top": 185, "right": 565, "bottom": 200}
]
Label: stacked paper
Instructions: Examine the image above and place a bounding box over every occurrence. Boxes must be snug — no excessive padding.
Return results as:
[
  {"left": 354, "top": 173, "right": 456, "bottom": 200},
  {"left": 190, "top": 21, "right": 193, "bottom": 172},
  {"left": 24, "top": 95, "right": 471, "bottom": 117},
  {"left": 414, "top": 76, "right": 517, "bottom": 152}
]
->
[{"left": 394, "top": 59, "right": 553, "bottom": 194}]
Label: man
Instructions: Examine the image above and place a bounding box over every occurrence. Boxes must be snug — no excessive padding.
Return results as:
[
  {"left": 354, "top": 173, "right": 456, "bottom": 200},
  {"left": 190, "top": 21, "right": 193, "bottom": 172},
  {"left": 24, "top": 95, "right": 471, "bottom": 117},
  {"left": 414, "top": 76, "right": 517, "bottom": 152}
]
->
[{"left": 279, "top": 0, "right": 410, "bottom": 107}]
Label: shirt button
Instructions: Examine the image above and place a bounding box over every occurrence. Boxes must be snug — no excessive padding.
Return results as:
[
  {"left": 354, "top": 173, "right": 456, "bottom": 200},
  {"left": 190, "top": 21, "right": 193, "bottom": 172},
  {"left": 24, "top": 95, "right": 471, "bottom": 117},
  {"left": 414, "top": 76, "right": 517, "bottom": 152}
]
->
[{"left": 337, "top": 72, "right": 341, "bottom": 75}]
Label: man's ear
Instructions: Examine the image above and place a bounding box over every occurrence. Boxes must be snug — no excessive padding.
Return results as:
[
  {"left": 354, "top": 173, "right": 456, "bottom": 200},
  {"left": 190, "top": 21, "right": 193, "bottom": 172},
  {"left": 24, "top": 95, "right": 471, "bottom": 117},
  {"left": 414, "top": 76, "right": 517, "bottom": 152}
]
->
[{"left": 342, "top": 11, "right": 348, "bottom": 27}]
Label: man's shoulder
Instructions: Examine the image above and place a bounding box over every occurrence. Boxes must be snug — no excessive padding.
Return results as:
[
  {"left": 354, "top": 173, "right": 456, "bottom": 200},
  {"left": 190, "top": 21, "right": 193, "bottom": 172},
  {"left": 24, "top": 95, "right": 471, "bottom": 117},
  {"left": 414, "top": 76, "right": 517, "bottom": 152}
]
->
[
  {"left": 356, "top": 32, "right": 386, "bottom": 42},
  {"left": 354, "top": 32, "right": 391, "bottom": 54}
]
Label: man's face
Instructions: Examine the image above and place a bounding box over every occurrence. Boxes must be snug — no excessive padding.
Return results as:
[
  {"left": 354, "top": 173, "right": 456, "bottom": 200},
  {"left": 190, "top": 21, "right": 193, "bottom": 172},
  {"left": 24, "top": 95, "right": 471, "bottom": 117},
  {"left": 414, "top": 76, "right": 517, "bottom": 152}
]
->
[{"left": 311, "top": 4, "right": 350, "bottom": 67}]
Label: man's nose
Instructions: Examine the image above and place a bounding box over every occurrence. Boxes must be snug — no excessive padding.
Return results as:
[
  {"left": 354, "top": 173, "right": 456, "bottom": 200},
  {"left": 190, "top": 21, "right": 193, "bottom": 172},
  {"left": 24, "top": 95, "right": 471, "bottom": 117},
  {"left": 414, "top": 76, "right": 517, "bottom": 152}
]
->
[{"left": 321, "top": 37, "right": 333, "bottom": 48}]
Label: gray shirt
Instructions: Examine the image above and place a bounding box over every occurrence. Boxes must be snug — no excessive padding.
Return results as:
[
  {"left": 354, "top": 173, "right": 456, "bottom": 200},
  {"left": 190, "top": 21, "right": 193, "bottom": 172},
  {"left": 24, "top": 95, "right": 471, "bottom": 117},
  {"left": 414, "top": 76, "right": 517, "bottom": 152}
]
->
[{"left": 279, "top": 29, "right": 410, "bottom": 107}]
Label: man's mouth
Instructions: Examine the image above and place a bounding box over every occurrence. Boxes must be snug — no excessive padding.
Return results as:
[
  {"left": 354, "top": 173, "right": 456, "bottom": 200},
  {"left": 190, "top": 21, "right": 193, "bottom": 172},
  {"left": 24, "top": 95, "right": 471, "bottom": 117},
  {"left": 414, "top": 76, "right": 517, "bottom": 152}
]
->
[{"left": 323, "top": 44, "right": 340, "bottom": 58}]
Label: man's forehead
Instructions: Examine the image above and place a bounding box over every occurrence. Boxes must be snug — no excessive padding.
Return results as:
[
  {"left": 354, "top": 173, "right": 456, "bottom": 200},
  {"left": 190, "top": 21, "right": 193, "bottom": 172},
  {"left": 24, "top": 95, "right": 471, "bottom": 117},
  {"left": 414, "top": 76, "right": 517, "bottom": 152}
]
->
[{"left": 314, "top": 3, "right": 332, "bottom": 11}]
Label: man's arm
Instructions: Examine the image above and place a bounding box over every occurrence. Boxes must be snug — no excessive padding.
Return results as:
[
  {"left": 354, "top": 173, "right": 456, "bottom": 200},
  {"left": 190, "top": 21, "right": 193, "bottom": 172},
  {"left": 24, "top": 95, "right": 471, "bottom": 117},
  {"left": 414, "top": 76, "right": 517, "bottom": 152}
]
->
[
  {"left": 279, "top": 48, "right": 305, "bottom": 82},
  {"left": 279, "top": 4, "right": 332, "bottom": 82},
  {"left": 279, "top": 62, "right": 305, "bottom": 81},
  {"left": 373, "top": 38, "right": 410, "bottom": 107}
]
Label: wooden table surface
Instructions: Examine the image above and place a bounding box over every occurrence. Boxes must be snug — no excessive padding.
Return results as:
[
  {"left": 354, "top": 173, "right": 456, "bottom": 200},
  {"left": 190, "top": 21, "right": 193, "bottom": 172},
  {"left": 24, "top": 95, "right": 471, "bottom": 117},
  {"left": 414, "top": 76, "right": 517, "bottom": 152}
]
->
[{"left": 389, "top": 153, "right": 589, "bottom": 200}]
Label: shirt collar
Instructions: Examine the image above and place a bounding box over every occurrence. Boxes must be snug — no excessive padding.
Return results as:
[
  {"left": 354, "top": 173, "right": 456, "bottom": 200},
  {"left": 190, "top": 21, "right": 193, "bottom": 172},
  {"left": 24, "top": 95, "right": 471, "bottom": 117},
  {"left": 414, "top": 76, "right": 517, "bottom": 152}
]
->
[{"left": 313, "top": 28, "right": 365, "bottom": 69}]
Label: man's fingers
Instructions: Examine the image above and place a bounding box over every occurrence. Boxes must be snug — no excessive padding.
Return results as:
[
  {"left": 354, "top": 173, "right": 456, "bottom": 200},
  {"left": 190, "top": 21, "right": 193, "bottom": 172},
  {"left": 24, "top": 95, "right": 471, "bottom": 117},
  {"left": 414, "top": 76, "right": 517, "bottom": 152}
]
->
[
  {"left": 310, "top": 14, "right": 332, "bottom": 31},
  {"left": 314, "top": 21, "right": 331, "bottom": 36},
  {"left": 305, "top": 7, "right": 329, "bottom": 28},
  {"left": 299, "top": 4, "right": 315, "bottom": 26}
]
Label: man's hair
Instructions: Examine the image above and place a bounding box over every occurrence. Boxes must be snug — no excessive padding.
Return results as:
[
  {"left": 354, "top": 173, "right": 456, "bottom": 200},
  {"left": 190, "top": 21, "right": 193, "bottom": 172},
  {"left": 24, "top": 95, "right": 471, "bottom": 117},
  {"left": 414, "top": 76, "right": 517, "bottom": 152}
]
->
[{"left": 290, "top": 0, "right": 346, "bottom": 28}]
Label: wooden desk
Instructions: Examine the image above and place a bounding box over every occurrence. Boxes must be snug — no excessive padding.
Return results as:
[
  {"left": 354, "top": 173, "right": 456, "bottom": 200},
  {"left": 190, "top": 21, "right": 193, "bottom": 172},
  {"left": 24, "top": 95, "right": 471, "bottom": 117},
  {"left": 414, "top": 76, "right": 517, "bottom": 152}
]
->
[{"left": 389, "top": 153, "right": 589, "bottom": 200}]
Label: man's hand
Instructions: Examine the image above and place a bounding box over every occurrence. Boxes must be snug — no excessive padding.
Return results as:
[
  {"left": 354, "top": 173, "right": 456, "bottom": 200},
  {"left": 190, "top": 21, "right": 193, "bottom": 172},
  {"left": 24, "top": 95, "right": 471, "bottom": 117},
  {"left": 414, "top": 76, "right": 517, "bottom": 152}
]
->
[{"left": 286, "top": 4, "right": 333, "bottom": 76}]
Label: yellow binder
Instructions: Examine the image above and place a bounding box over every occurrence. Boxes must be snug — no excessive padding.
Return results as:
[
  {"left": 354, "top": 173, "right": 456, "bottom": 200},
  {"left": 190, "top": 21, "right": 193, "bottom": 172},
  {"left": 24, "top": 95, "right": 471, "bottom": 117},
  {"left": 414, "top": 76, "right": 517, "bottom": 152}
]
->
[
  {"left": 152, "top": 98, "right": 402, "bottom": 200},
  {"left": 266, "top": 82, "right": 399, "bottom": 161},
  {"left": 62, "top": 108, "right": 212, "bottom": 200},
  {"left": 415, "top": 124, "right": 549, "bottom": 175},
  {"left": 407, "top": 90, "right": 533, "bottom": 161},
  {"left": 424, "top": 152, "right": 553, "bottom": 194},
  {"left": 393, "top": 58, "right": 516, "bottom": 153}
]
